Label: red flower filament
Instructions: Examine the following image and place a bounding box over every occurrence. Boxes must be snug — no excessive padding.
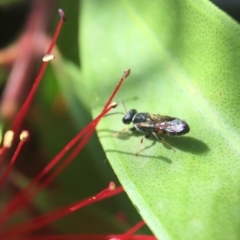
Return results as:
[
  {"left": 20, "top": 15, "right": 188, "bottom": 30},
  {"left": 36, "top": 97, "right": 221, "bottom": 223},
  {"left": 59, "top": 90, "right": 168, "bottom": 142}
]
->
[{"left": 0, "top": 7, "right": 156, "bottom": 240}]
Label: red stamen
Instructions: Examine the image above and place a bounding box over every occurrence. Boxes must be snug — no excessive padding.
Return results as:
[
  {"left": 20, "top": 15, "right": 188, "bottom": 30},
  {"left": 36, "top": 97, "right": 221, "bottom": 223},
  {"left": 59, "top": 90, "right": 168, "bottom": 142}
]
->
[
  {"left": 23, "top": 102, "right": 117, "bottom": 203},
  {"left": 42, "top": 54, "right": 55, "bottom": 62},
  {"left": 121, "top": 220, "right": 146, "bottom": 239},
  {"left": 26, "top": 235, "right": 156, "bottom": 240},
  {"left": 0, "top": 130, "right": 15, "bottom": 170},
  {"left": 0, "top": 184, "right": 124, "bottom": 238},
  {"left": 0, "top": 103, "right": 117, "bottom": 225},
  {"left": 58, "top": 8, "right": 67, "bottom": 21},
  {"left": 0, "top": 131, "right": 29, "bottom": 187},
  {"left": 103, "top": 68, "right": 130, "bottom": 111},
  {"left": 11, "top": 9, "right": 66, "bottom": 134},
  {"left": 0, "top": 66, "right": 130, "bottom": 231},
  {"left": 0, "top": 0, "right": 138, "bottom": 237}
]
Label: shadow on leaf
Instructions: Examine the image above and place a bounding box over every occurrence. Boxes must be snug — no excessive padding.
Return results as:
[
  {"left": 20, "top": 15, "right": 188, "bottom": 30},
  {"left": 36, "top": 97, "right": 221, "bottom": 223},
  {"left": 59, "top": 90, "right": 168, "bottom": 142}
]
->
[
  {"left": 105, "top": 149, "right": 172, "bottom": 164},
  {"left": 166, "top": 136, "right": 210, "bottom": 155},
  {"left": 98, "top": 129, "right": 209, "bottom": 156}
]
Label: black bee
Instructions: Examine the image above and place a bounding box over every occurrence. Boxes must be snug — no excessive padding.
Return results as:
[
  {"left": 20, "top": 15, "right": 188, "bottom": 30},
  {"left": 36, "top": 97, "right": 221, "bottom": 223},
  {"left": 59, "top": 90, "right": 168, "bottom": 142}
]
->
[{"left": 122, "top": 108, "right": 190, "bottom": 154}]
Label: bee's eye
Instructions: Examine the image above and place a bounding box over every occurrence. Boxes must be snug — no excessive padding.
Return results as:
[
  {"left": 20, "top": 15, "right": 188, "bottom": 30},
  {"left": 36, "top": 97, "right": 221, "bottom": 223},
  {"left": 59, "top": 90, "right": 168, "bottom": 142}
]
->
[{"left": 123, "top": 109, "right": 137, "bottom": 124}]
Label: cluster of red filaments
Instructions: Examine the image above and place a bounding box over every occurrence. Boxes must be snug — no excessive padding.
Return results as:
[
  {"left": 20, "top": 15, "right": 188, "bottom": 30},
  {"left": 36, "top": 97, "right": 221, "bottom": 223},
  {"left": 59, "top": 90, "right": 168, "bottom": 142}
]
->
[{"left": 0, "top": 8, "right": 156, "bottom": 240}]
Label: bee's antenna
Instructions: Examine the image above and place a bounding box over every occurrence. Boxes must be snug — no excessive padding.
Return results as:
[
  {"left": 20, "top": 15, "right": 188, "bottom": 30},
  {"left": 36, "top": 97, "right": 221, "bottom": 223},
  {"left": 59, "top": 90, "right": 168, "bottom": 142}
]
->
[
  {"left": 120, "top": 100, "right": 128, "bottom": 113},
  {"left": 104, "top": 111, "right": 125, "bottom": 117},
  {"left": 104, "top": 100, "right": 128, "bottom": 118}
]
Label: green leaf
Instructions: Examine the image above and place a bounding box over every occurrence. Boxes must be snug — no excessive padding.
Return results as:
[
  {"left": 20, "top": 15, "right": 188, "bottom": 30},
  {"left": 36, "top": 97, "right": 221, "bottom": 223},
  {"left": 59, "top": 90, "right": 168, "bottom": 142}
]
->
[{"left": 79, "top": 0, "right": 240, "bottom": 239}]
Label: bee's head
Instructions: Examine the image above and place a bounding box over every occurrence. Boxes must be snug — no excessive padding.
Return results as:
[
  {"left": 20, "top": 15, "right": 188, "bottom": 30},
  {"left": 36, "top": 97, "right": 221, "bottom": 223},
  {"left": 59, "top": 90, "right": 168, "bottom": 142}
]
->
[{"left": 122, "top": 109, "right": 137, "bottom": 124}]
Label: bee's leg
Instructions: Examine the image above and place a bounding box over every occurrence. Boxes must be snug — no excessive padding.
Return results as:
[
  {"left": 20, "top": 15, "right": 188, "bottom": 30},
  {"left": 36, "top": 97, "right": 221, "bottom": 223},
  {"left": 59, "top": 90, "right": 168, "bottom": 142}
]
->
[
  {"left": 136, "top": 133, "right": 151, "bottom": 156},
  {"left": 152, "top": 132, "right": 176, "bottom": 152},
  {"left": 113, "top": 126, "right": 136, "bottom": 137}
]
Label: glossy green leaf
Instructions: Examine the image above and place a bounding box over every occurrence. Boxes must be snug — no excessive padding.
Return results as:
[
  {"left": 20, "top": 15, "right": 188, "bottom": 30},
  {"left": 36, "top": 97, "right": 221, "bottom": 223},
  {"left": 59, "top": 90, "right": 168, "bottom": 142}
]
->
[{"left": 79, "top": 0, "right": 240, "bottom": 239}]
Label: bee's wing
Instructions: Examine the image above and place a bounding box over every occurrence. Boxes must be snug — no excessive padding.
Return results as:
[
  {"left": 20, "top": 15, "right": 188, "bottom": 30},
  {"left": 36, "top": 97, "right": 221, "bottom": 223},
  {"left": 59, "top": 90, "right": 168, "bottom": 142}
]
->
[
  {"left": 146, "top": 114, "right": 190, "bottom": 135},
  {"left": 155, "top": 118, "right": 189, "bottom": 134},
  {"left": 139, "top": 113, "right": 189, "bottom": 135},
  {"left": 147, "top": 113, "right": 175, "bottom": 122}
]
